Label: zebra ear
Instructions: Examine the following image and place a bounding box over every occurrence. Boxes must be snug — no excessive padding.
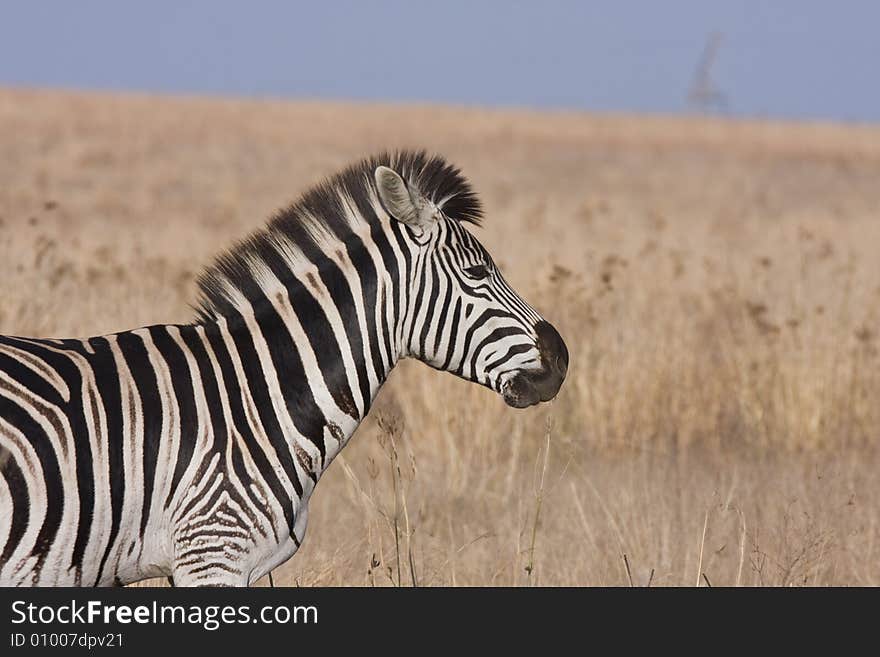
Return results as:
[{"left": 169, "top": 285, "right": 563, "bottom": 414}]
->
[{"left": 374, "top": 166, "right": 437, "bottom": 231}]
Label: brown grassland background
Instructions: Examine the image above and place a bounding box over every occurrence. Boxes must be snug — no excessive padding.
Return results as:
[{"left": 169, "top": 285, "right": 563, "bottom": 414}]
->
[{"left": 2, "top": 89, "right": 880, "bottom": 586}]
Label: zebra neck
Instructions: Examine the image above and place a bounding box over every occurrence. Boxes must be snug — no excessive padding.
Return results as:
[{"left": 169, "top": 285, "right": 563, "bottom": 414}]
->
[{"left": 219, "top": 275, "right": 403, "bottom": 467}]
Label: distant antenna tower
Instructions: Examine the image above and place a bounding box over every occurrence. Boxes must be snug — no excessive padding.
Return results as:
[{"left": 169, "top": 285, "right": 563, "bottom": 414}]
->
[{"left": 687, "top": 32, "right": 727, "bottom": 113}]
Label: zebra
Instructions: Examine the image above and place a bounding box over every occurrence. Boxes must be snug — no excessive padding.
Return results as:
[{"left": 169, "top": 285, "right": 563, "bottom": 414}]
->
[{"left": 0, "top": 151, "right": 568, "bottom": 587}]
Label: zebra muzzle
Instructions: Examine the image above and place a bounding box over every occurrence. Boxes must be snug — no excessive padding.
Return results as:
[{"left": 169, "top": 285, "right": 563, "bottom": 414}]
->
[{"left": 501, "top": 321, "right": 568, "bottom": 408}]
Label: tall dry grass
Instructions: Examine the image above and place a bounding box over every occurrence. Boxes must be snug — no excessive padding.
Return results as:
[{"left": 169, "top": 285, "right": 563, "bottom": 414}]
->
[{"left": 1, "top": 89, "right": 879, "bottom": 585}]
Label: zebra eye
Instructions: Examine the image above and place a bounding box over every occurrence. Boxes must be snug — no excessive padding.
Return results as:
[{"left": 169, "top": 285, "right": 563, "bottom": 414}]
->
[{"left": 464, "top": 264, "right": 490, "bottom": 280}]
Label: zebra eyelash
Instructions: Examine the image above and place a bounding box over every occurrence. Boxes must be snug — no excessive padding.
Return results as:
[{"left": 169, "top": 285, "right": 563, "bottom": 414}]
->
[{"left": 463, "top": 264, "right": 490, "bottom": 280}]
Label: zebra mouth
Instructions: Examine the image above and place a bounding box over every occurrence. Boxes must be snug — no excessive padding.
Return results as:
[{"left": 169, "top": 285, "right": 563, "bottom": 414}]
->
[
  {"left": 501, "top": 370, "right": 562, "bottom": 408},
  {"left": 502, "top": 385, "right": 540, "bottom": 408}
]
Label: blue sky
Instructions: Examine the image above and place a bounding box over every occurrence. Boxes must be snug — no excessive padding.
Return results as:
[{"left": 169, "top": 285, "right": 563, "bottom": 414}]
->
[{"left": 1, "top": 1, "right": 878, "bottom": 122}]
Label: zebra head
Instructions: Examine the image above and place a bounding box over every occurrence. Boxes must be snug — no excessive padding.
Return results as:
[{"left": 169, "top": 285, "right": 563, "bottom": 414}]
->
[{"left": 375, "top": 161, "right": 568, "bottom": 408}]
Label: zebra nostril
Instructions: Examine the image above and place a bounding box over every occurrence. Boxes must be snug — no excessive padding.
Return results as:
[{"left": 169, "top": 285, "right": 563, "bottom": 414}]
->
[{"left": 534, "top": 320, "right": 568, "bottom": 376}]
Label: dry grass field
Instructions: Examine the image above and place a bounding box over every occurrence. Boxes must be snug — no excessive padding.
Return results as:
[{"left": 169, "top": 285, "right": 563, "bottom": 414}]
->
[{"left": 2, "top": 88, "right": 880, "bottom": 586}]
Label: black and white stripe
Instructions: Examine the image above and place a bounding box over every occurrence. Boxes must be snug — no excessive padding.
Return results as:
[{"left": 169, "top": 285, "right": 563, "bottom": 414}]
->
[{"left": 0, "top": 151, "right": 567, "bottom": 586}]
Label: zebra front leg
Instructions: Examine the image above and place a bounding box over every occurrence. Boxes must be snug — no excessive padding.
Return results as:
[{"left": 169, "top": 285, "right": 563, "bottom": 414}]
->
[
  {"left": 171, "top": 559, "right": 250, "bottom": 587},
  {"left": 170, "top": 488, "right": 308, "bottom": 587},
  {"left": 170, "top": 527, "right": 255, "bottom": 587}
]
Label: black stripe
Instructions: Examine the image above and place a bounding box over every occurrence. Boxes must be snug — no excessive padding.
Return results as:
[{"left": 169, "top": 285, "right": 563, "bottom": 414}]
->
[
  {"left": 439, "top": 298, "right": 463, "bottom": 372},
  {"left": 116, "top": 332, "right": 163, "bottom": 537},
  {"left": 409, "top": 253, "right": 430, "bottom": 357},
  {"left": 83, "top": 337, "right": 126, "bottom": 586},
  {"left": 388, "top": 220, "right": 414, "bottom": 349},
  {"left": 148, "top": 326, "right": 198, "bottom": 511},
  {"left": 179, "top": 326, "right": 228, "bottom": 455},
  {"left": 343, "top": 234, "right": 387, "bottom": 390},
  {"left": 469, "top": 327, "right": 529, "bottom": 377},
  {"left": 0, "top": 340, "right": 65, "bottom": 407},
  {"left": 368, "top": 217, "right": 401, "bottom": 370},
  {"left": 484, "top": 343, "right": 534, "bottom": 373},
  {"left": 0, "top": 445, "right": 29, "bottom": 565},
  {"left": 418, "top": 255, "right": 441, "bottom": 357},
  {"left": 0, "top": 393, "right": 64, "bottom": 570},
  {"left": 431, "top": 254, "right": 457, "bottom": 356}
]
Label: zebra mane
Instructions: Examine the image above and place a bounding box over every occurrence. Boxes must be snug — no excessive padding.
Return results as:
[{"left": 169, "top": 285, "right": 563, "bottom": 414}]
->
[{"left": 193, "top": 150, "right": 483, "bottom": 323}]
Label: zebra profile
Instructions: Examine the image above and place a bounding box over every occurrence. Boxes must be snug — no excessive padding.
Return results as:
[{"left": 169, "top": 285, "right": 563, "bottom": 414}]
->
[{"left": 0, "top": 151, "right": 568, "bottom": 586}]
